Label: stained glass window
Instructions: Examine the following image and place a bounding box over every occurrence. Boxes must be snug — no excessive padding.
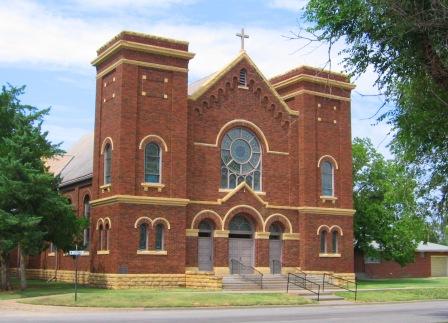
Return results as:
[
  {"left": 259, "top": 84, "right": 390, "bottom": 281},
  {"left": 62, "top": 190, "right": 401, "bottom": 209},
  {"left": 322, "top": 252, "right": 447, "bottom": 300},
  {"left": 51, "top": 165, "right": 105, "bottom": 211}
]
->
[
  {"left": 155, "top": 223, "right": 164, "bottom": 250},
  {"left": 145, "top": 143, "right": 161, "bottom": 183},
  {"left": 320, "top": 230, "right": 327, "bottom": 253},
  {"left": 104, "top": 144, "right": 112, "bottom": 184},
  {"left": 332, "top": 231, "right": 338, "bottom": 253},
  {"left": 220, "top": 127, "right": 262, "bottom": 190},
  {"left": 321, "top": 161, "right": 333, "bottom": 196},
  {"left": 139, "top": 223, "right": 148, "bottom": 250},
  {"left": 229, "top": 215, "right": 253, "bottom": 233}
]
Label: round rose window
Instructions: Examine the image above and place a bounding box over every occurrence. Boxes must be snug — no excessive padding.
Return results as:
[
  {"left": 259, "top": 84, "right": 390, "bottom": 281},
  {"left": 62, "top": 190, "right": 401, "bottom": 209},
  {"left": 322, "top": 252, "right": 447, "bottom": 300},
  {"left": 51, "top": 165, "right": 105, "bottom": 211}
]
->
[{"left": 220, "top": 127, "right": 261, "bottom": 190}]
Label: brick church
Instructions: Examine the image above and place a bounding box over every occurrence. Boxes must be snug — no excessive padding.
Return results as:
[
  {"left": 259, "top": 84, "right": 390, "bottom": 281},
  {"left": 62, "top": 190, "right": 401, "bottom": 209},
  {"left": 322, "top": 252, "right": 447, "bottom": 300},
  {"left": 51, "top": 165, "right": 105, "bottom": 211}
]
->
[{"left": 25, "top": 31, "right": 356, "bottom": 288}]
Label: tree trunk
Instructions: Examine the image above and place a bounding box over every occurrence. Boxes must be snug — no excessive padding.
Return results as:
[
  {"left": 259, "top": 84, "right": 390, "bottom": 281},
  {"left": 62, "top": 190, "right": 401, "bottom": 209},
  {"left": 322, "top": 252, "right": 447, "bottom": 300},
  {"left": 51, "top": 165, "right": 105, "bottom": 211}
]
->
[
  {"left": 18, "top": 245, "right": 27, "bottom": 290},
  {"left": 0, "top": 253, "right": 10, "bottom": 291}
]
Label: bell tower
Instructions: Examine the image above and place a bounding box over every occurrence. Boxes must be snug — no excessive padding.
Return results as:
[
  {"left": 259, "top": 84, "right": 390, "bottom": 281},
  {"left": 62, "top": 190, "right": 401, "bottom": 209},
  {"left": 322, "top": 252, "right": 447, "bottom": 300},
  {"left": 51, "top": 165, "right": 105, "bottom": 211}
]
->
[{"left": 91, "top": 31, "right": 195, "bottom": 200}]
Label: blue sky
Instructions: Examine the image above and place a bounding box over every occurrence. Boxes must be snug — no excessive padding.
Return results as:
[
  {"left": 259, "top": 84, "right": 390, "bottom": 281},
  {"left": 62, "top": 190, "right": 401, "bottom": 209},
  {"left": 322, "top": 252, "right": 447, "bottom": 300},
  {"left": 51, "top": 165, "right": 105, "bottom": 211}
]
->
[{"left": 0, "top": 0, "right": 392, "bottom": 155}]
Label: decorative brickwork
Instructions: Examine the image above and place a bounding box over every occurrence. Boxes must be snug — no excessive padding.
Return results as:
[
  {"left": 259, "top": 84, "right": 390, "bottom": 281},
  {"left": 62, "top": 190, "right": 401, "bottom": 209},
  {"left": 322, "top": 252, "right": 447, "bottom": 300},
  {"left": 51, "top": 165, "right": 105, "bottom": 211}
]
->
[{"left": 27, "top": 30, "right": 357, "bottom": 288}]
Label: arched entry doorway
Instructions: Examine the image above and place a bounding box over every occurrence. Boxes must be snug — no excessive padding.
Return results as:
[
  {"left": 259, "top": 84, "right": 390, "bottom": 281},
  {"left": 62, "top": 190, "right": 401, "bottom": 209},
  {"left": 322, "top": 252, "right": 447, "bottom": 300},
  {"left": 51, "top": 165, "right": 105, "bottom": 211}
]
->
[
  {"left": 198, "top": 220, "right": 214, "bottom": 271},
  {"left": 229, "top": 214, "right": 255, "bottom": 274},
  {"left": 269, "top": 222, "right": 283, "bottom": 274}
]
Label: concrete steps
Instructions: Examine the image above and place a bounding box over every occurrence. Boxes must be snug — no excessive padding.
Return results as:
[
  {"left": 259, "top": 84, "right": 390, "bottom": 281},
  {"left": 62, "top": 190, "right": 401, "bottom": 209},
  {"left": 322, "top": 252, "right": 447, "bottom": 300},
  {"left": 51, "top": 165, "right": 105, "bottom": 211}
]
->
[{"left": 222, "top": 274, "right": 343, "bottom": 296}]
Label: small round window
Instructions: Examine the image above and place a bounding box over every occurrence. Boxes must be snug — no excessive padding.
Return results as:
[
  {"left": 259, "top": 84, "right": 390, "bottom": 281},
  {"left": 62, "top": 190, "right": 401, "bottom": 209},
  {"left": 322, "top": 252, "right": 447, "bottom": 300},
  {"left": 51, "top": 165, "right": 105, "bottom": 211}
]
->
[{"left": 220, "top": 127, "right": 261, "bottom": 191}]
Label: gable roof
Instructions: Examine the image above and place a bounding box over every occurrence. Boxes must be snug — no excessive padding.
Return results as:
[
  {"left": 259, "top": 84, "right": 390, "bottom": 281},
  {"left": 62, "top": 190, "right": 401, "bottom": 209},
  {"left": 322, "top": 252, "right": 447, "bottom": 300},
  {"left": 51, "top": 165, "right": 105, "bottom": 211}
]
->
[
  {"left": 47, "top": 133, "right": 94, "bottom": 187},
  {"left": 187, "top": 50, "right": 299, "bottom": 116}
]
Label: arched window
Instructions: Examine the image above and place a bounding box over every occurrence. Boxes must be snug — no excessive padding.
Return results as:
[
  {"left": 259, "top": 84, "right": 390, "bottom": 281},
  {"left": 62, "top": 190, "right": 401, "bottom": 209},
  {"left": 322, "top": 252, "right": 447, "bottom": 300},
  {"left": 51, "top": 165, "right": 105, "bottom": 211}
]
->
[
  {"left": 321, "top": 161, "right": 334, "bottom": 196},
  {"left": 198, "top": 220, "right": 214, "bottom": 238},
  {"left": 83, "top": 195, "right": 90, "bottom": 248},
  {"left": 145, "top": 143, "right": 161, "bottom": 183},
  {"left": 139, "top": 223, "right": 149, "bottom": 250},
  {"left": 229, "top": 215, "right": 253, "bottom": 238},
  {"left": 104, "top": 223, "right": 110, "bottom": 250},
  {"left": 332, "top": 230, "right": 339, "bottom": 253},
  {"left": 104, "top": 143, "right": 112, "bottom": 185},
  {"left": 320, "top": 230, "right": 327, "bottom": 253},
  {"left": 269, "top": 222, "right": 283, "bottom": 240},
  {"left": 155, "top": 223, "right": 164, "bottom": 250},
  {"left": 220, "top": 127, "right": 262, "bottom": 191},
  {"left": 99, "top": 224, "right": 104, "bottom": 250},
  {"left": 239, "top": 68, "right": 247, "bottom": 86}
]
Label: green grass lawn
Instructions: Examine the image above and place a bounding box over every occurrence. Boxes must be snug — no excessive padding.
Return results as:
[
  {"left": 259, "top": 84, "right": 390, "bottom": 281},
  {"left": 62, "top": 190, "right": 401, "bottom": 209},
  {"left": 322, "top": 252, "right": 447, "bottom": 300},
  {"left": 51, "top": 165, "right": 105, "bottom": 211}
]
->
[
  {"left": 337, "top": 288, "right": 448, "bottom": 302},
  {"left": 356, "top": 277, "right": 448, "bottom": 289},
  {"left": 21, "top": 290, "right": 311, "bottom": 308},
  {"left": 0, "top": 279, "right": 96, "bottom": 300},
  {"left": 1, "top": 279, "right": 311, "bottom": 308}
]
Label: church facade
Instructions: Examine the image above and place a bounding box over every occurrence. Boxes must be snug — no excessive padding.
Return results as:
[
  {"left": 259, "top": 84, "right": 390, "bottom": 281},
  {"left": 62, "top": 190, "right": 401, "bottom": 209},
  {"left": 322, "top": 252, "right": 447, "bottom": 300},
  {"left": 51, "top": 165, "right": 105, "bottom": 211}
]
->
[{"left": 26, "top": 31, "right": 356, "bottom": 287}]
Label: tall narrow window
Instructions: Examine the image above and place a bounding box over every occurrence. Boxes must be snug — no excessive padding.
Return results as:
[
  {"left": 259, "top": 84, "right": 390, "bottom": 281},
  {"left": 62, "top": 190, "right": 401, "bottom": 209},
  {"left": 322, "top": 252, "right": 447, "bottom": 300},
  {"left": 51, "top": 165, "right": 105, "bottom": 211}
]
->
[
  {"left": 139, "top": 223, "right": 149, "bottom": 250},
  {"left": 83, "top": 196, "right": 90, "bottom": 248},
  {"left": 332, "top": 231, "right": 339, "bottom": 253},
  {"left": 145, "top": 143, "right": 161, "bottom": 183},
  {"left": 99, "top": 224, "right": 104, "bottom": 250},
  {"left": 155, "top": 223, "right": 164, "bottom": 250},
  {"left": 321, "top": 161, "right": 334, "bottom": 196},
  {"left": 105, "top": 223, "right": 110, "bottom": 250},
  {"left": 239, "top": 68, "right": 247, "bottom": 86},
  {"left": 104, "top": 143, "right": 112, "bottom": 185},
  {"left": 320, "top": 230, "right": 327, "bottom": 253},
  {"left": 220, "top": 127, "right": 262, "bottom": 191}
]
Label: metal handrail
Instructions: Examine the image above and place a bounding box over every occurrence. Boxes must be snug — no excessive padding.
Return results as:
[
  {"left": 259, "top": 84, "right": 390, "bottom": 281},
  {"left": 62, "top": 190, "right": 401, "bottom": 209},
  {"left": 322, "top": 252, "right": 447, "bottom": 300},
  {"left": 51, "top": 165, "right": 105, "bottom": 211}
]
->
[
  {"left": 287, "top": 273, "right": 320, "bottom": 301},
  {"left": 322, "top": 273, "right": 358, "bottom": 301},
  {"left": 230, "top": 259, "right": 263, "bottom": 289}
]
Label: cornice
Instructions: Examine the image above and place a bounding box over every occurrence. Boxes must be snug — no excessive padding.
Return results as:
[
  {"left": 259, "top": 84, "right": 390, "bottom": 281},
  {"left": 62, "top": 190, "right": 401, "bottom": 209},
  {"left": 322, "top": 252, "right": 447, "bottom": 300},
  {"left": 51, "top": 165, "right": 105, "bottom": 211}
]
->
[
  {"left": 90, "top": 194, "right": 356, "bottom": 216},
  {"left": 97, "top": 31, "right": 189, "bottom": 54},
  {"left": 272, "top": 74, "right": 355, "bottom": 91},
  {"left": 92, "top": 40, "right": 195, "bottom": 66},
  {"left": 281, "top": 89, "right": 351, "bottom": 102},
  {"left": 91, "top": 195, "right": 190, "bottom": 207},
  {"left": 96, "top": 58, "right": 188, "bottom": 79},
  {"left": 297, "top": 207, "right": 356, "bottom": 216}
]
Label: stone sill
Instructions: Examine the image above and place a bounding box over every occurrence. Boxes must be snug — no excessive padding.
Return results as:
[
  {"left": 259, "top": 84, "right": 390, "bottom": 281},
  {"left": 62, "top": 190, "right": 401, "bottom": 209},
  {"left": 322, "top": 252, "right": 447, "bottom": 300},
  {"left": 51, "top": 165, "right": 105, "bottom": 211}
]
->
[
  {"left": 319, "top": 253, "right": 341, "bottom": 258},
  {"left": 100, "top": 184, "right": 111, "bottom": 193},
  {"left": 141, "top": 182, "right": 165, "bottom": 192},
  {"left": 320, "top": 195, "right": 338, "bottom": 204},
  {"left": 237, "top": 85, "right": 249, "bottom": 90},
  {"left": 137, "top": 250, "right": 167, "bottom": 255},
  {"left": 97, "top": 250, "right": 110, "bottom": 255},
  {"left": 48, "top": 252, "right": 55, "bottom": 257}
]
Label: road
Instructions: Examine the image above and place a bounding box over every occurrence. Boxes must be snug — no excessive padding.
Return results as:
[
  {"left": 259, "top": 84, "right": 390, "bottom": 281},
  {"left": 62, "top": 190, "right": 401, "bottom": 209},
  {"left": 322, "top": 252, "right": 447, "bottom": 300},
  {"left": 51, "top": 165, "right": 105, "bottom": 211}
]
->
[{"left": 0, "top": 300, "right": 447, "bottom": 322}]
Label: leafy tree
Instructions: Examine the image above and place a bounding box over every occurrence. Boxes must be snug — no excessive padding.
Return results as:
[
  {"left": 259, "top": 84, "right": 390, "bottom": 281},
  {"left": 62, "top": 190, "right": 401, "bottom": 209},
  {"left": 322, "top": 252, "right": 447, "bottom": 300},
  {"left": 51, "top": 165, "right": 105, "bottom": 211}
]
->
[
  {"left": 0, "top": 86, "right": 84, "bottom": 290},
  {"left": 302, "top": 0, "right": 448, "bottom": 242},
  {"left": 353, "top": 138, "right": 426, "bottom": 266}
]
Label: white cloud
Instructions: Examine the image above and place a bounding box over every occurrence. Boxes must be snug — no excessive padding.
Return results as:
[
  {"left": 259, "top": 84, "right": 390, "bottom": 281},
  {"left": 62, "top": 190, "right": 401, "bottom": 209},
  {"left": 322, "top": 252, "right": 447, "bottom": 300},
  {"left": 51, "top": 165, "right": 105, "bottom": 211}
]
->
[
  {"left": 0, "top": 0, "right": 391, "bottom": 153},
  {"left": 69, "top": 0, "right": 199, "bottom": 11},
  {"left": 268, "top": 0, "right": 308, "bottom": 12}
]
